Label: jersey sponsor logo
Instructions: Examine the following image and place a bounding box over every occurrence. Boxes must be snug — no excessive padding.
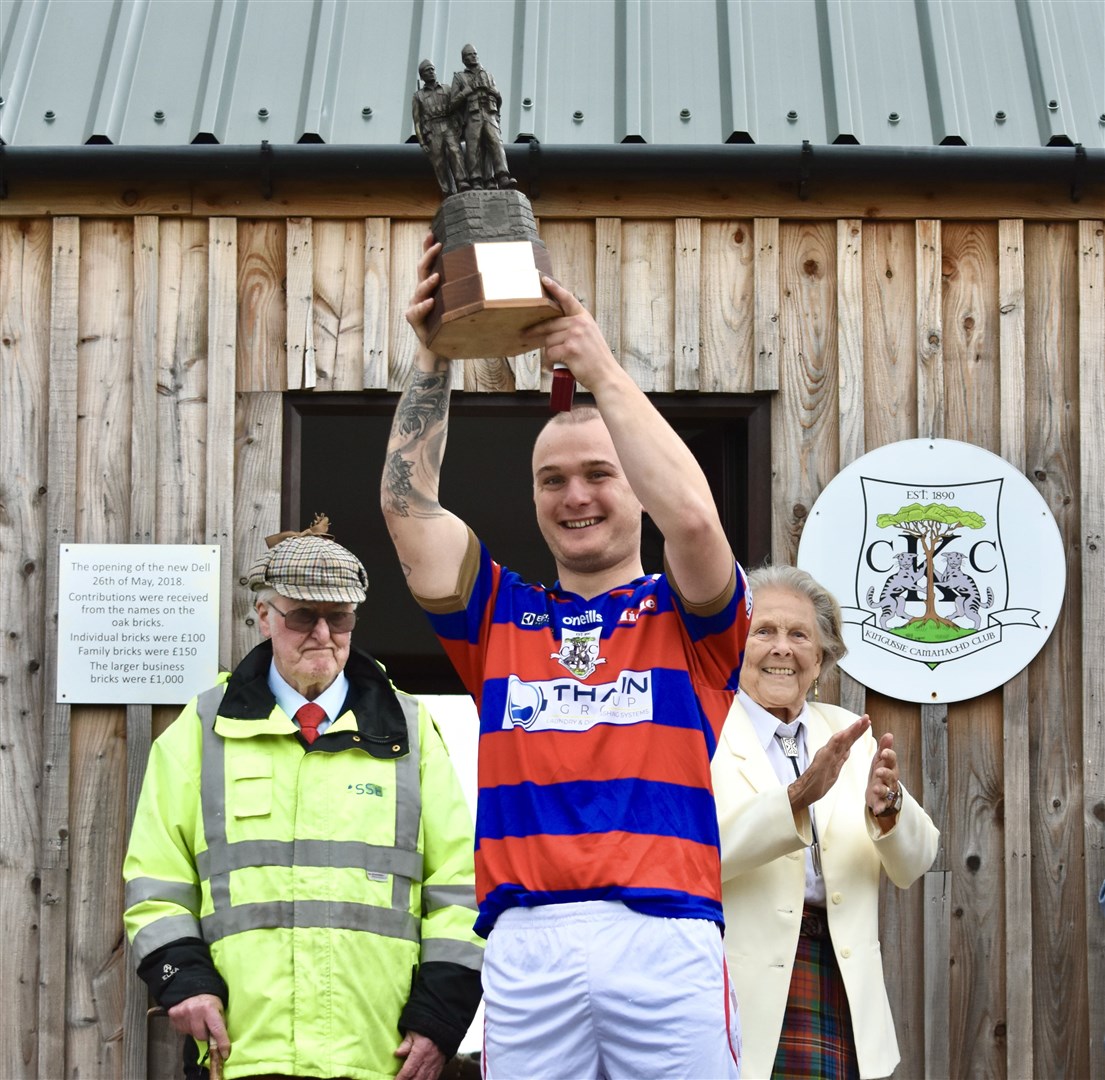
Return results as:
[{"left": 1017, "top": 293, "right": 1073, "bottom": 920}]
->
[
  {"left": 505, "top": 676, "right": 547, "bottom": 729},
  {"left": 561, "top": 609, "right": 602, "bottom": 627},
  {"left": 520, "top": 611, "right": 550, "bottom": 626},
  {"left": 551, "top": 626, "right": 607, "bottom": 679},
  {"left": 503, "top": 671, "right": 653, "bottom": 732},
  {"left": 618, "top": 595, "right": 658, "bottom": 623}
]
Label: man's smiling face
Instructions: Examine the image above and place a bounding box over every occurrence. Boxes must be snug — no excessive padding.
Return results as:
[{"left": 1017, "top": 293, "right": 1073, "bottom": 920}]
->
[{"left": 532, "top": 416, "right": 642, "bottom": 584}]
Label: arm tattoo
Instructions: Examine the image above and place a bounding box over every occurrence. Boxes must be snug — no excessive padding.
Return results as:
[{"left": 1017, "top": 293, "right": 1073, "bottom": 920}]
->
[
  {"left": 394, "top": 369, "right": 449, "bottom": 440},
  {"left": 383, "top": 365, "right": 451, "bottom": 519},
  {"left": 382, "top": 451, "right": 415, "bottom": 517}
]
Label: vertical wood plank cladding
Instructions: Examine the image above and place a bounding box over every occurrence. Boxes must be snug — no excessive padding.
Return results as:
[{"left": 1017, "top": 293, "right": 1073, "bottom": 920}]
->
[
  {"left": 916, "top": 219, "right": 951, "bottom": 1077},
  {"left": 67, "top": 707, "right": 127, "bottom": 1078},
  {"left": 753, "top": 218, "right": 780, "bottom": 391},
  {"left": 595, "top": 218, "right": 622, "bottom": 365},
  {"left": 621, "top": 221, "right": 674, "bottom": 392},
  {"left": 77, "top": 220, "right": 134, "bottom": 543},
  {"left": 872, "top": 695, "right": 927, "bottom": 1077},
  {"left": 941, "top": 222, "right": 1005, "bottom": 1078},
  {"left": 923, "top": 868, "right": 951, "bottom": 1080},
  {"left": 674, "top": 218, "right": 701, "bottom": 391},
  {"left": 947, "top": 693, "right": 1006, "bottom": 1079},
  {"left": 237, "top": 220, "right": 287, "bottom": 392},
  {"left": 388, "top": 220, "right": 433, "bottom": 392},
  {"left": 125, "top": 216, "right": 159, "bottom": 1080},
  {"left": 921, "top": 702, "right": 950, "bottom": 1080},
  {"left": 312, "top": 220, "right": 365, "bottom": 392},
  {"left": 233, "top": 393, "right": 283, "bottom": 668},
  {"left": 836, "top": 219, "right": 867, "bottom": 718},
  {"left": 1, "top": 217, "right": 52, "bottom": 1080},
  {"left": 998, "top": 218, "right": 1034, "bottom": 1080},
  {"left": 38, "top": 217, "right": 80, "bottom": 1080},
  {"left": 836, "top": 220, "right": 864, "bottom": 466},
  {"left": 504, "top": 214, "right": 546, "bottom": 394},
  {"left": 1025, "top": 222, "right": 1088, "bottom": 1079},
  {"left": 916, "top": 220, "right": 945, "bottom": 438},
  {"left": 464, "top": 355, "right": 516, "bottom": 392},
  {"left": 156, "top": 219, "right": 209, "bottom": 547},
  {"left": 286, "top": 218, "right": 314, "bottom": 390},
  {"left": 68, "top": 218, "right": 133, "bottom": 1076},
  {"left": 773, "top": 222, "right": 837, "bottom": 563},
  {"left": 207, "top": 219, "right": 238, "bottom": 672},
  {"left": 999, "top": 221, "right": 1028, "bottom": 469},
  {"left": 942, "top": 223, "right": 1000, "bottom": 450},
  {"left": 364, "top": 218, "right": 391, "bottom": 389},
  {"left": 834, "top": 220, "right": 865, "bottom": 714},
  {"left": 1079, "top": 218, "right": 1105, "bottom": 1080},
  {"left": 131, "top": 218, "right": 159, "bottom": 545},
  {"left": 525, "top": 220, "right": 595, "bottom": 393},
  {"left": 862, "top": 222, "right": 917, "bottom": 449},
  {"left": 699, "top": 221, "right": 754, "bottom": 393}
]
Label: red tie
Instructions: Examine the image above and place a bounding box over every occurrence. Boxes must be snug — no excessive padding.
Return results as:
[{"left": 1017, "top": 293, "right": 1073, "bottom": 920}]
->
[{"left": 295, "top": 702, "right": 326, "bottom": 745}]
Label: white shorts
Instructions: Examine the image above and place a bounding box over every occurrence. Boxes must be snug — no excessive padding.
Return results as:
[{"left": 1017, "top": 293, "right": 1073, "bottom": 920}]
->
[{"left": 481, "top": 900, "right": 741, "bottom": 1080}]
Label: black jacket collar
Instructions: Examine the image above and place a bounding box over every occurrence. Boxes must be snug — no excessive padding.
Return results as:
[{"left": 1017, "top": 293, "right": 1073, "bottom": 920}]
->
[{"left": 216, "top": 641, "right": 411, "bottom": 758}]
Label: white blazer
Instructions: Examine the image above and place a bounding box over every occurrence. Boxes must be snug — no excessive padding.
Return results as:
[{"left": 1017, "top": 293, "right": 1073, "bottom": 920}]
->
[{"left": 712, "top": 699, "right": 939, "bottom": 1080}]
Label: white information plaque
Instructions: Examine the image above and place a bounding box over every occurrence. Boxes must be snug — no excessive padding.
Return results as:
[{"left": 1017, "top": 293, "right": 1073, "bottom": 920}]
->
[{"left": 57, "top": 544, "right": 221, "bottom": 704}]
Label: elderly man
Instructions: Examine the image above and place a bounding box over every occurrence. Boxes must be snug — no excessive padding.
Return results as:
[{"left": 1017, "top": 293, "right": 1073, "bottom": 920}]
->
[{"left": 123, "top": 518, "right": 483, "bottom": 1080}]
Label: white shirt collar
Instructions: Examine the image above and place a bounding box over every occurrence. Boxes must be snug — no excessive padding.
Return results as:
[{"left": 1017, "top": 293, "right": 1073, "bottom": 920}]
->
[
  {"left": 738, "top": 688, "right": 811, "bottom": 753},
  {"left": 268, "top": 663, "right": 349, "bottom": 732}
]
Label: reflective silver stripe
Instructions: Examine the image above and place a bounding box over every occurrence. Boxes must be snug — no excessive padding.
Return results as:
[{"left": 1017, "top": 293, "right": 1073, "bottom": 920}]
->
[
  {"left": 424, "top": 884, "right": 479, "bottom": 913},
  {"left": 198, "top": 685, "right": 232, "bottom": 912},
  {"left": 201, "top": 900, "right": 419, "bottom": 945},
  {"left": 195, "top": 682, "right": 428, "bottom": 946},
  {"left": 125, "top": 876, "right": 201, "bottom": 913},
  {"left": 131, "top": 913, "right": 203, "bottom": 963},
  {"left": 196, "top": 839, "right": 423, "bottom": 880},
  {"left": 392, "top": 695, "right": 422, "bottom": 914},
  {"left": 422, "top": 937, "right": 484, "bottom": 971}
]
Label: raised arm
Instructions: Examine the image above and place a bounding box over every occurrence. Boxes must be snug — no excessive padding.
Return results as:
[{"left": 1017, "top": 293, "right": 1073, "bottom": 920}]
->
[
  {"left": 523, "top": 277, "right": 735, "bottom": 604},
  {"left": 380, "top": 236, "right": 471, "bottom": 600}
]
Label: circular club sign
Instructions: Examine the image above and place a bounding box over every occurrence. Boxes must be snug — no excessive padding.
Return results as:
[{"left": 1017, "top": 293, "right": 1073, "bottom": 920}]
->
[{"left": 797, "top": 439, "right": 1065, "bottom": 703}]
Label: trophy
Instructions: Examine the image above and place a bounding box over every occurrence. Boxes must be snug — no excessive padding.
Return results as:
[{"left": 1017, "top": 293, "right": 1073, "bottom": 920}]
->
[{"left": 412, "top": 44, "right": 573, "bottom": 410}]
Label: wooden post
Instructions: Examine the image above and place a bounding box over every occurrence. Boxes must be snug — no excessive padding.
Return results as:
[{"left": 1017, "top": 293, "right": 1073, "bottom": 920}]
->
[
  {"left": 998, "top": 218, "right": 1034, "bottom": 1079},
  {"left": 38, "top": 216, "right": 81, "bottom": 1080},
  {"left": 1079, "top": 217, "right": 1105, "bottom": 1080}
]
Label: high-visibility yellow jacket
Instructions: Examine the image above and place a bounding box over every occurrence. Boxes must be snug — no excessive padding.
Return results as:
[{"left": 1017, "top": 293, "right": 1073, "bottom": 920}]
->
[{"left": 124, "top": 642, "right": 483, "bottom": 1080}]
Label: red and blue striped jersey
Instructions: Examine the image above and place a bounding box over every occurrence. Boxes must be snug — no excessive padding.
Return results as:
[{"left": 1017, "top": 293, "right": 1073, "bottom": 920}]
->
[{"left": 420, "top": 534, "right": 752, "bottom": 937}]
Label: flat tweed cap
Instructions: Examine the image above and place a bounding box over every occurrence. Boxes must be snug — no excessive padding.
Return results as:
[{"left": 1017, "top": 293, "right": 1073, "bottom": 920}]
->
[{"left": 247, "top": 535, "right": 368, "bottom": 603}]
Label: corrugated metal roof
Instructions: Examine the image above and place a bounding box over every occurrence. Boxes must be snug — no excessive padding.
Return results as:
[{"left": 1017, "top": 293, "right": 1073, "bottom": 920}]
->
[{"left": 1, "top": 0, "right": 1102, "bottom": 150}]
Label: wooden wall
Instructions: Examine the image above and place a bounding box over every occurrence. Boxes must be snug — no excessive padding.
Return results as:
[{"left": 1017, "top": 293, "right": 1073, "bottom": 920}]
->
[{"left": 1, "top": 198, "right": 1102, "bottom": 1079}]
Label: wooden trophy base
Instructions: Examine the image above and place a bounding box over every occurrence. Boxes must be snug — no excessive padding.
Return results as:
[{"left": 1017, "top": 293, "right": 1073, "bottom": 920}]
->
[{"left": 426, "top": 190, "right": 562, "bottom": 360}]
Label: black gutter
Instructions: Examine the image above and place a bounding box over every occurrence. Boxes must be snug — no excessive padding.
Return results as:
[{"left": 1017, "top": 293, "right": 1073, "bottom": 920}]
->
[{"left": 1, "top": 142, "right": 1101, "bottom": 202}]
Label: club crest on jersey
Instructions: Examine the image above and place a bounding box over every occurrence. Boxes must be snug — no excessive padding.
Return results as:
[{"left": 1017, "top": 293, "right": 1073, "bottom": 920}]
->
[{"left": 551, "top": 627, "right": 607, "bottom": 680}]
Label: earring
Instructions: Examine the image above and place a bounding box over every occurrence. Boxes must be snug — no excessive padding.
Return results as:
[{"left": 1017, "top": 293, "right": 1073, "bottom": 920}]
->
[{"left": 813, "top": 677, "right": 820, "bottom": 701}]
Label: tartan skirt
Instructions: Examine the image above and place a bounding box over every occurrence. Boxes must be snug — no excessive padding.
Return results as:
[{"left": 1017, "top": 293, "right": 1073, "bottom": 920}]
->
[{"left": 771, "top": 905, "right": 860, "bottom": 1080}]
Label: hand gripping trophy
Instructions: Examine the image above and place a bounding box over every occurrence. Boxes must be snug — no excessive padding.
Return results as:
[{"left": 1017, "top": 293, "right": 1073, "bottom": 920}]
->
[{"left": 411, "top": 44, "right": 573, "bottom": 410}]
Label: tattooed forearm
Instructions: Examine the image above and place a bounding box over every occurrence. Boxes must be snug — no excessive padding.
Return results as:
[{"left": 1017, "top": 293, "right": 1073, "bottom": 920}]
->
[
  {"left": 382, "top": 451, "right": 415, "bottom": 517},
  {"left": 394, "top": 369, "right": 449, "bottom": 441}
]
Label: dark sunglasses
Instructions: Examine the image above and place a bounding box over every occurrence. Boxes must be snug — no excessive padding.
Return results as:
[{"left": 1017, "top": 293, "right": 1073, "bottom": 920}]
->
[{"left": 267, "top": 601, "right": 357, "bottom": 634}]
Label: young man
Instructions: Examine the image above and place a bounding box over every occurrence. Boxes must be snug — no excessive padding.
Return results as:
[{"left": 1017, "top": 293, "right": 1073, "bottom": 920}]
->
[
  {"left": 124, "top": 521, "right": 483, "bottom": 1080},
  {"left": 381, "top": 237, "right": 751, "bottom": 1079}
]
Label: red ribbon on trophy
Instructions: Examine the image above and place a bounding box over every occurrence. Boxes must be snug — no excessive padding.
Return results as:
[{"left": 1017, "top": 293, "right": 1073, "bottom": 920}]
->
[{"left": 550, "top": 365, "right": 575, "bottom": 412}]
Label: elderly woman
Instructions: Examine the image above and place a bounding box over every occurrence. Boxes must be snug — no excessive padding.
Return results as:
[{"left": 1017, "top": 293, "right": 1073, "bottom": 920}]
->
[{"left": 712, "top": 565, "right": 939, "bottom": 1080}]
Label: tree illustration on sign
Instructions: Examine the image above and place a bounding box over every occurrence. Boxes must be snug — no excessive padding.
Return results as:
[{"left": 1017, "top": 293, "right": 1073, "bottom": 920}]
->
[{"left": 875, "top": 503, "right": 987, "bottom": 628}]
